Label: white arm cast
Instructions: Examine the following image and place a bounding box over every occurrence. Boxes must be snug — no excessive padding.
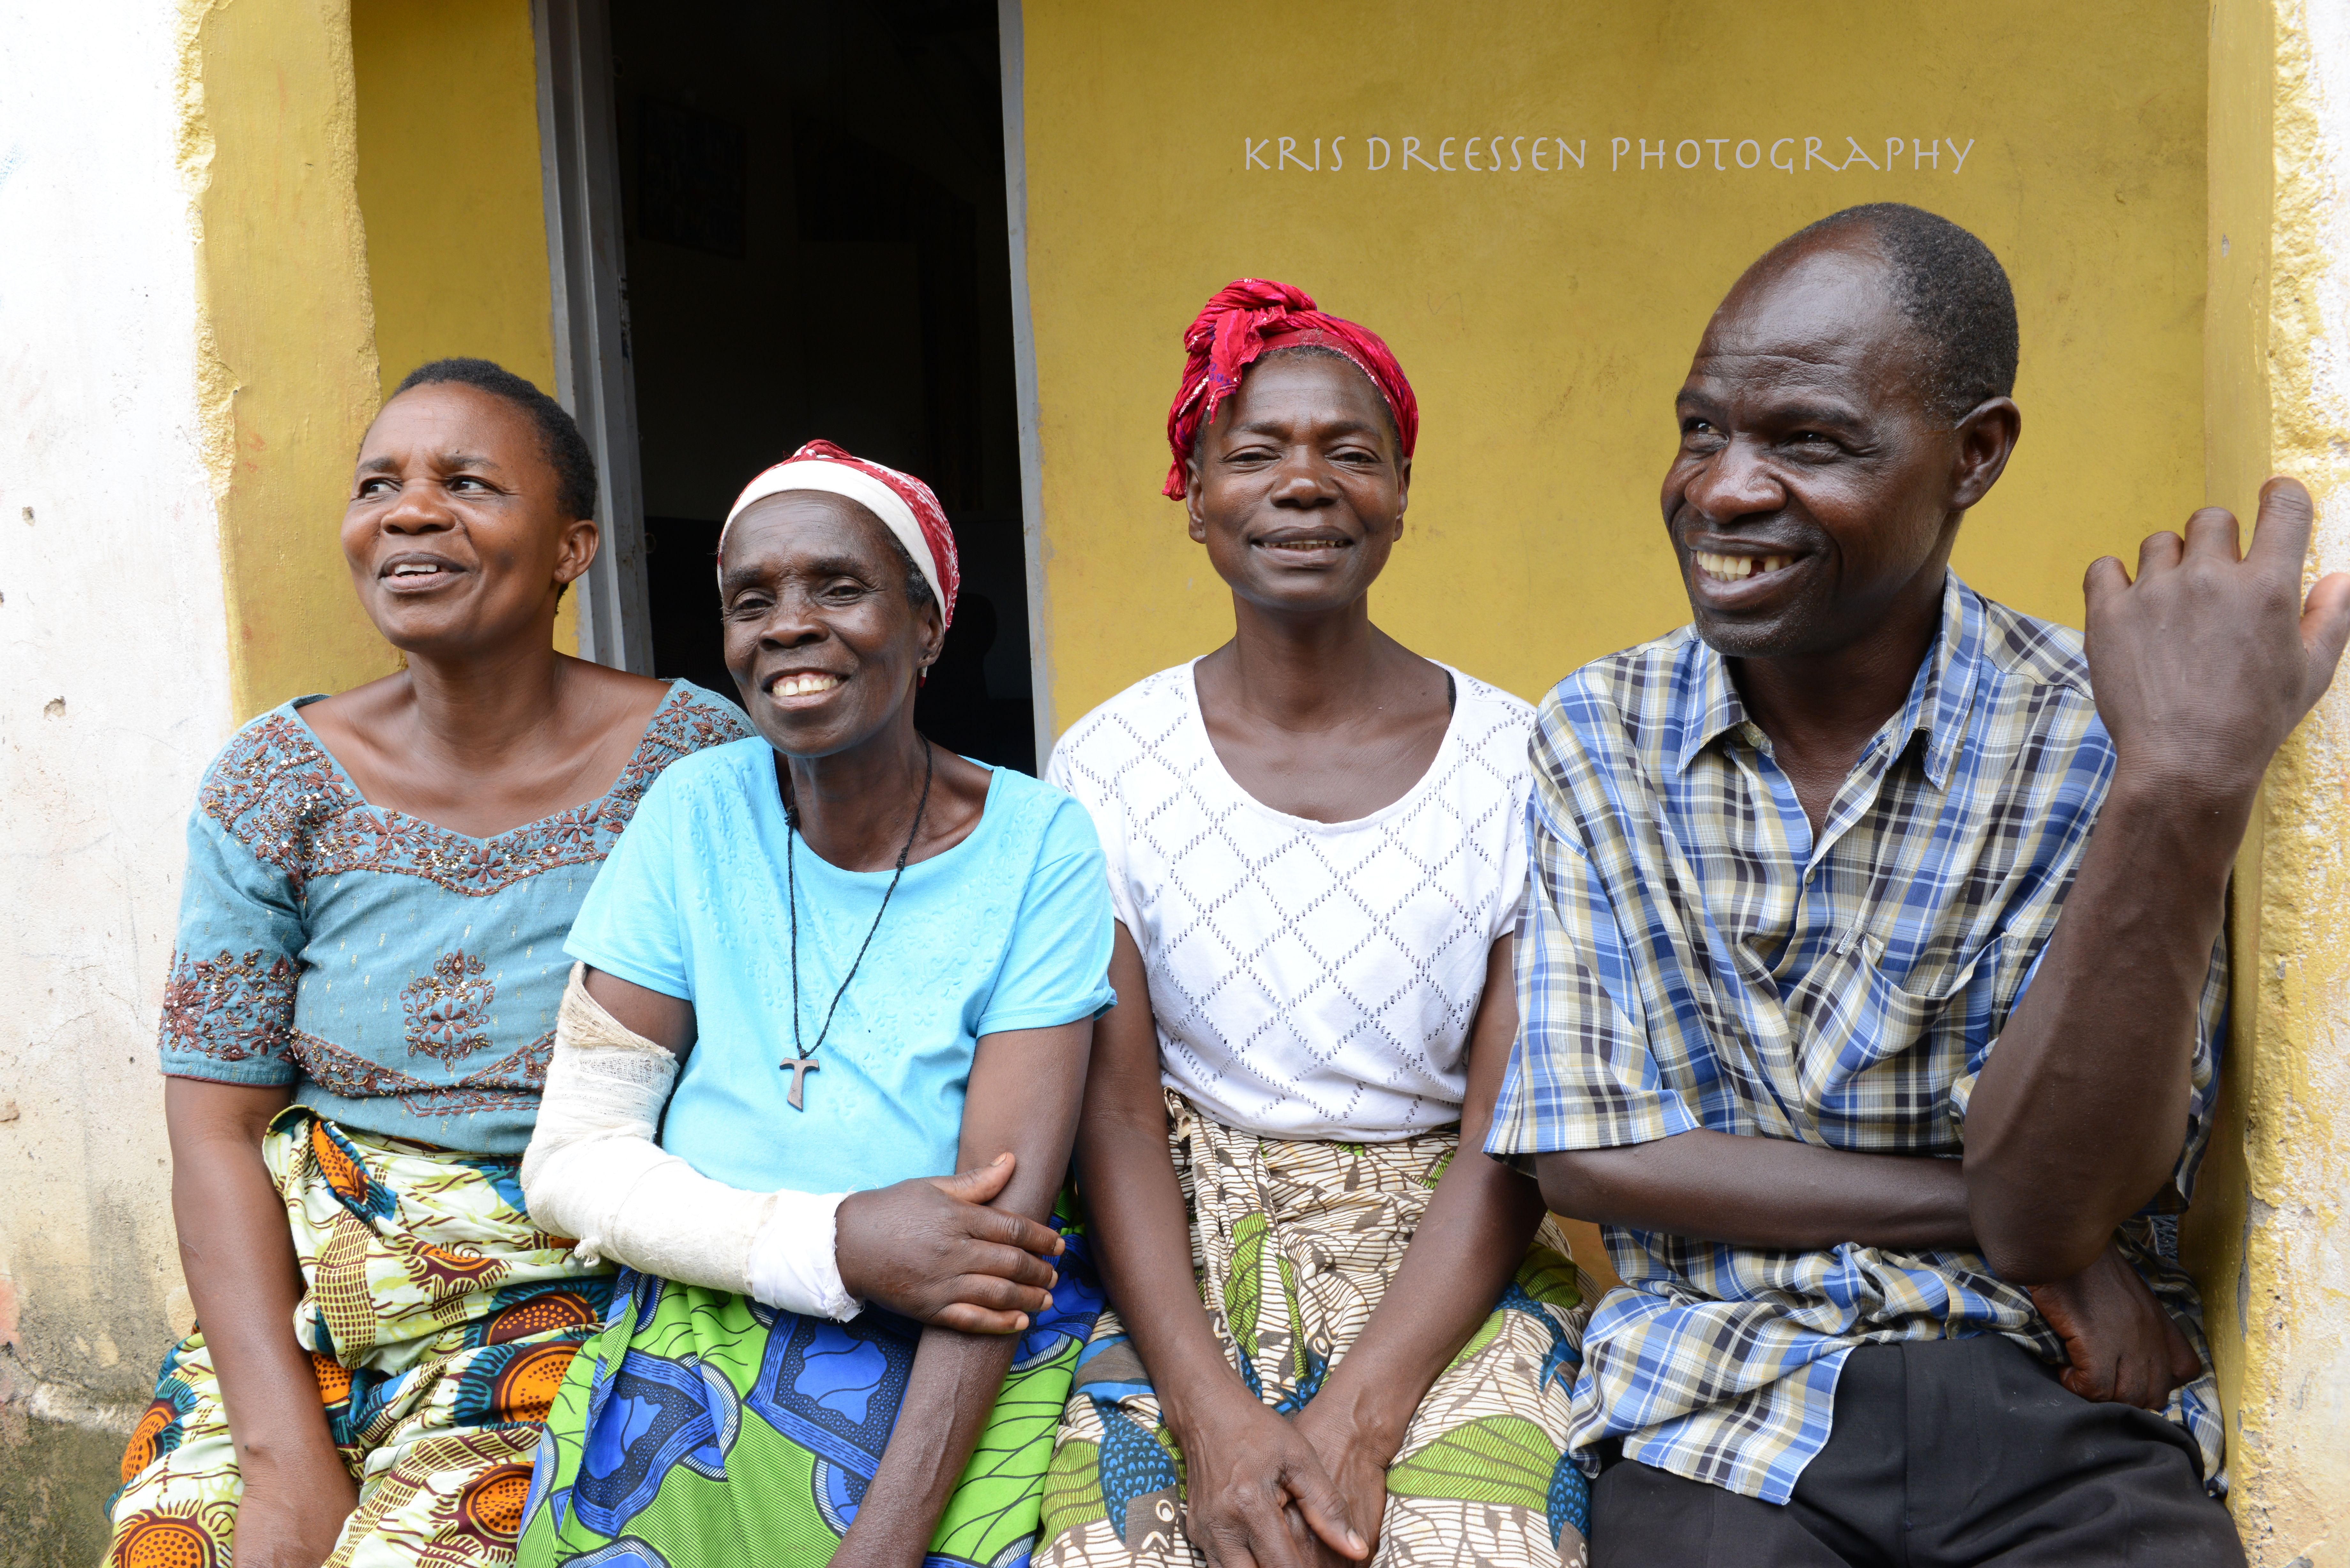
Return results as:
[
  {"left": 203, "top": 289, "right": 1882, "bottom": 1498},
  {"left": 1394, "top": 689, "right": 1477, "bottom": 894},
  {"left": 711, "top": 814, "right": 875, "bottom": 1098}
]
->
[{"left": 522, "top": 965, "right": 859, "bottom": 1320}]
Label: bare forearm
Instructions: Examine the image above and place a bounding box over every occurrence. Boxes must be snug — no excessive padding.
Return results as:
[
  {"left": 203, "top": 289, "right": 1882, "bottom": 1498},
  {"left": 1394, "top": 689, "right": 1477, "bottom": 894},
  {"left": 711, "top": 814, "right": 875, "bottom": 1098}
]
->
[
  {"left": 1963, "top": 771, "right": 2239, "bottom": 1281},
  {"left": 1536, "top": 1128, "right": 1975, "bottom": 1253},
  {"left": 842, "top": 1022, "right": 1091, "bottom": 1562},
  {"left": 1078, "top": 924, "right": 1260, "bottom": 1438},
  {"left": 1075, "top": 1107, "right": 1252, "bottom": 1430},
  {"left": 1313, "top": 1139, "right": 1545, "bottom": 1453},
  {"left": 847, "top": 1326, "right": 1020, "bottom": 1560},
  {"left": 167, "top": 1100, "right": 341, "bottom": 1477}
]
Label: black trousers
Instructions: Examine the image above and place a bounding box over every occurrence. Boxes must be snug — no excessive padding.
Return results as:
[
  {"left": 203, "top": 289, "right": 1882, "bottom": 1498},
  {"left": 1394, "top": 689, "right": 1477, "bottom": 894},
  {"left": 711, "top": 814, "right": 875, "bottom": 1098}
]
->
[{"left": 1590, "top": 1335, "right": 2244, "bottom": 1567}]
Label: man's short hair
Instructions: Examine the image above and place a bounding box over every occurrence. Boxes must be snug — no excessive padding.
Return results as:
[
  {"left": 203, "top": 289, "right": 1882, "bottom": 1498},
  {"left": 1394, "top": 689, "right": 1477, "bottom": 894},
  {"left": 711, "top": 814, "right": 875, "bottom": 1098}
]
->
[{"left": 1788, "top": 203, "right": 2019, "bottom": 422}]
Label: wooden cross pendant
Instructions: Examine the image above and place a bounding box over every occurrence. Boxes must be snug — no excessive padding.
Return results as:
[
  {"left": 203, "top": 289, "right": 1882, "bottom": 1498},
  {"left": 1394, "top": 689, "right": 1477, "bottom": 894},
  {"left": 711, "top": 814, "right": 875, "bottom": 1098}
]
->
[{"left": 782, "top": 1057, "right": 822, "bottom": 1111}]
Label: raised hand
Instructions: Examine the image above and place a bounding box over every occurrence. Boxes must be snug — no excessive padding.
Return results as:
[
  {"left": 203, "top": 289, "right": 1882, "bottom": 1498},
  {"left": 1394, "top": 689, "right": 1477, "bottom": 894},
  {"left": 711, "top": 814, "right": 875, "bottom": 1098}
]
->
[
  {"left": 833, "top": 1152, "right": 1066, "bottom": 1334},
  {"left": 2084, "top": 477, "right": 2350, "bottom": 798},
  {"left": 2028, "top": 1243, "right": 2202, "bottom": 1410}
]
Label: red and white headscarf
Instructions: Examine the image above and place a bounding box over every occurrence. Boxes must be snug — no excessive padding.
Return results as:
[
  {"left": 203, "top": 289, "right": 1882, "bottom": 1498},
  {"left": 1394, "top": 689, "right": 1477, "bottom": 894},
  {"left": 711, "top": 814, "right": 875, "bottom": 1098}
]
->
[
  {"left": 720, "top": 439, "right": 962, "bottom": 628},
  {"left": 1162, "top": 278, "right": 1419, "bottom": 499}
]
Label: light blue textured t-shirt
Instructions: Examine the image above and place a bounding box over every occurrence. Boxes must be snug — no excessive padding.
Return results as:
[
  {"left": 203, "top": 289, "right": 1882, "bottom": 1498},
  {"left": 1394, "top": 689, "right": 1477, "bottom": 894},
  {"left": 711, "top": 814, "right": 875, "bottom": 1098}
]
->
[{"left": 565, "top": 738, "right": 1116, "bottom": 1194}]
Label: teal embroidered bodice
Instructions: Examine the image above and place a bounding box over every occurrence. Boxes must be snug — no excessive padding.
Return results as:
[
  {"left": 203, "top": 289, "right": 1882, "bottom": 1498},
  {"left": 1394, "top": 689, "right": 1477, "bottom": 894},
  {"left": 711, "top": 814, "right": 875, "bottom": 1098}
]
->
[{"left": 156, "top": 681, "right": 750, "bottom": 1154}]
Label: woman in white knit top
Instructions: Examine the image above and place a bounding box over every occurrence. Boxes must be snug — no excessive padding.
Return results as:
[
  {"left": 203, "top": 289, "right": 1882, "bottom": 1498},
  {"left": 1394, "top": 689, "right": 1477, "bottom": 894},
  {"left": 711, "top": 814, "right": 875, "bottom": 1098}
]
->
[{"left": 1039, "top": 280, "right": 1597, "bottom": 1568}]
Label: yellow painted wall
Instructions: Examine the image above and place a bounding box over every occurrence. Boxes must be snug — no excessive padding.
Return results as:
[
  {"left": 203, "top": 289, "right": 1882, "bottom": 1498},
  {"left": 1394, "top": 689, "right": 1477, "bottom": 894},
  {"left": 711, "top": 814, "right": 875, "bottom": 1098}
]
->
[
  {"left": 185, "top": 0, "right": 390, "bottom": 720},
  {"left": 2183, "top": 2, "right": 2350, "bottom": 1558},
  {"left": 350, "top": 0, "right": 576, "bottom": 656},
  {"left": 1015, "top": 0, "right": 2208, "bottom": 730},
  {"left": 188, "top": 0, "right": 573, "bottom": 725},
  {"left": 2179, "top": 0, "right": 2274, "bottom": 1529},
  {"left": 351, "top": 0, "right": 554, "bottom": 405}
]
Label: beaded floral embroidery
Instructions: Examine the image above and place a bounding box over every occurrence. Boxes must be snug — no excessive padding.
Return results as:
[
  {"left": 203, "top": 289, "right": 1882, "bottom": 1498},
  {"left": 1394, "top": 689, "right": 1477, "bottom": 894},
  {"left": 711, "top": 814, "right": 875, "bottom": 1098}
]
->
[
  {"left": 162, "top": 689, "right": 749, "bottom": 1123},
  {"left": 288, "top": 1029, "right": 556, "bottom": 1119},
  {"left": 404, "top": 952, "right": 496, "bottom": 1066},
  {"left": 199, "top": 700, "right": 748, "bottom": 897},
  {"left": 160, "top": 950, "right": 297, "bottom": 1064}
]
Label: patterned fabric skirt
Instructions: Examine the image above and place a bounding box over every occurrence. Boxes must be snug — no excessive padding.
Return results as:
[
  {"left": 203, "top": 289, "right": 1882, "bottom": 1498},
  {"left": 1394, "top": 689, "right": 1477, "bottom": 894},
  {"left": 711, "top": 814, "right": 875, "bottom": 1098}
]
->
[
  {"left": 1042, "top": 1093, "right": 1598, "bottom": 1568},
  {"left": 107, "top": 1107, "right": 614, "bottom": 1568},
  {"left": 517, "top": 1197, "right": 1105, "bottom": 1566}
]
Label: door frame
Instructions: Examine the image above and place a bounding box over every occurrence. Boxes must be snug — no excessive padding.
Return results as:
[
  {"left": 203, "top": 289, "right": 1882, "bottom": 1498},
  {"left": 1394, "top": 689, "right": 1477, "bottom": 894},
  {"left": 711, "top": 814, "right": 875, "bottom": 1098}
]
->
[
  {"left": 534, "top": 0, "right": 653, "bottom": 673},
  {"left": 533, "top": 0, "right": 1054, "bottom": 742},
  {"left": 997, "top": 0, "right": 1054, "bottom": 765}
]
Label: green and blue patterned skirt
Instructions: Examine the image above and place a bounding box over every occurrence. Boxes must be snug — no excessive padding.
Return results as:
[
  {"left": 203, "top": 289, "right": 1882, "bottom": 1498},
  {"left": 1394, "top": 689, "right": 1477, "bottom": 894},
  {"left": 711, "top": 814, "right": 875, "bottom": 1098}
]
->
[{"left": 519, "top": 1203, "right": 1103, "bottom": 1567}]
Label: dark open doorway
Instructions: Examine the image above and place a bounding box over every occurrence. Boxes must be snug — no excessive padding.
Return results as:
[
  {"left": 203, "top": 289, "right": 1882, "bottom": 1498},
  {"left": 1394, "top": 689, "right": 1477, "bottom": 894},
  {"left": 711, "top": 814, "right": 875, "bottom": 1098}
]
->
[{"left": 607, "top": 0, "right": 1035, "bottom": 771}]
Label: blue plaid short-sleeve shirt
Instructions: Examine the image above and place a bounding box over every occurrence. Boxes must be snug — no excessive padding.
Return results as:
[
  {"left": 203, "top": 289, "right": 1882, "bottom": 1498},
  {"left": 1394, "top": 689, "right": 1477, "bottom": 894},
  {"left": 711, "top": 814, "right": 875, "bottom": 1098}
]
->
[{"left": 1485, "top": 575, "right": 2226, "bottom": 1504}]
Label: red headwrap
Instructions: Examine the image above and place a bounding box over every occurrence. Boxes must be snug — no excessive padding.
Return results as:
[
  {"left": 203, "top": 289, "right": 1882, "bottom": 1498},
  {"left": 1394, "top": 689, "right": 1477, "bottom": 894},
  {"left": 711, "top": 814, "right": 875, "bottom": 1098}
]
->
[
  {"left": 721, "top": 438, "right": 962, "bottom": 629},
  {"left": 1162, "top": 278, "right": 1419, "bottom": 500}
]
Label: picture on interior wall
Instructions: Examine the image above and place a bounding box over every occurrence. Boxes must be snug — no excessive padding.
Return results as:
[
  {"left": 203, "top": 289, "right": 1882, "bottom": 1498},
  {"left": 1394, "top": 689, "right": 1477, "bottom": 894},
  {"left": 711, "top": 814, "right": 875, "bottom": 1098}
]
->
[{"left": 638, "top": 97, "right": 747, "bottom": 258}]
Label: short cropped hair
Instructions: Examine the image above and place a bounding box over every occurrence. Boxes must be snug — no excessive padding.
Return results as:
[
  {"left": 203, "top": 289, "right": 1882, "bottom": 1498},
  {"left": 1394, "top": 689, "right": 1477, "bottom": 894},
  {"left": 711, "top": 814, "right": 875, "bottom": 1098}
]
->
[
  {"left": 1791, "top": 204, "right": 2020, "bottom": 421},
  {"left": 391, "top": 358, "right": 599, "bottom": 523}
]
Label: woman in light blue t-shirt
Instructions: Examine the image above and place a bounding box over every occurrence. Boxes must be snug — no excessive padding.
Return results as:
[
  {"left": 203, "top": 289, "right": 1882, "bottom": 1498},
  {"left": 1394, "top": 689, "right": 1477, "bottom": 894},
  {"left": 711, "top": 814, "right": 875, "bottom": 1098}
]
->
[{"left": 517, "top": 441, "right": 1114, "bottom": 1568}]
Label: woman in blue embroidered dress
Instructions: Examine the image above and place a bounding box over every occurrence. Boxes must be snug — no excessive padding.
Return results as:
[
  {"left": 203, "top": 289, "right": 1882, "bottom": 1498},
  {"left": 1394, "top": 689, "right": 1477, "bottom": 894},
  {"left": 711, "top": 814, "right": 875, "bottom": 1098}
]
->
[{"left": 108, "top": 359, "right": 750, "bottom": 1568}]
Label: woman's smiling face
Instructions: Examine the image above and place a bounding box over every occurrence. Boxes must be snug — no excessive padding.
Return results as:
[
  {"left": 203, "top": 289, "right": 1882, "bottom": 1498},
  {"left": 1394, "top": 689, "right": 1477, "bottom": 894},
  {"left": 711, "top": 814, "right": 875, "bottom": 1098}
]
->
[
  {"left": 719, "top": 491, "right": 943, "bottom": 759},
  {"left": 1186, "top": 350, "right": 1411, "bottom": 617},
  {"left": 342, "top": 381, "right": 595, "bottom": 656}
]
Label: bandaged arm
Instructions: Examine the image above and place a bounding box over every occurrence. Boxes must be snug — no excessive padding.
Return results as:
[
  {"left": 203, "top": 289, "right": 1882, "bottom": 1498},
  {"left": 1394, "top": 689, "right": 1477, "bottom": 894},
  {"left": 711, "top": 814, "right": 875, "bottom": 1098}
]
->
[{"left": 521, "top": 964, "right": 859, "bottom": 1320}]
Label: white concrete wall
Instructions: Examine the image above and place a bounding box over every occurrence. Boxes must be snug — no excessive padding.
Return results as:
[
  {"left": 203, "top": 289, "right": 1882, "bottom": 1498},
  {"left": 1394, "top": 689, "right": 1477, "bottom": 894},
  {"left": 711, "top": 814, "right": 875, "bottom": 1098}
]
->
[{"left": 0, "top": 0, "right": 233, "bottom": 1504}]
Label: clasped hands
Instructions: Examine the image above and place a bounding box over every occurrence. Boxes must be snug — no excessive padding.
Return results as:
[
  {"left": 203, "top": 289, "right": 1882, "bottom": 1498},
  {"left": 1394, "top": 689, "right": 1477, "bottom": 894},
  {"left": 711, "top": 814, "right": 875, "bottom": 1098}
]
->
[
  {"left": 1168, "top": 1383, "right": 1383, "bottom": 1568},
  {"left": 825, "top": 1155, "right": 1378, "bottom": 1568}
]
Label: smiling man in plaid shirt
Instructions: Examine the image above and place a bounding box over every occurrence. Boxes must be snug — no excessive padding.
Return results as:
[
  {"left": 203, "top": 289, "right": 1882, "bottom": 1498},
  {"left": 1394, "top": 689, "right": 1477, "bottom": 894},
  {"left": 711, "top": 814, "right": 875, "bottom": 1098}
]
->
[{"left": 1487, "top": 204, "right": 2350, "bottom": 1565}]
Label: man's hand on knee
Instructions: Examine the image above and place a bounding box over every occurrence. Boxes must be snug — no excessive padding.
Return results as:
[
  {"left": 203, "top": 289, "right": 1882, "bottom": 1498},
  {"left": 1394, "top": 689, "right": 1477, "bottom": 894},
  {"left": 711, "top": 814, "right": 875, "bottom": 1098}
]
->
[{"left": 2028, "top": 1243, "right": 2202, "bottom": 1410}]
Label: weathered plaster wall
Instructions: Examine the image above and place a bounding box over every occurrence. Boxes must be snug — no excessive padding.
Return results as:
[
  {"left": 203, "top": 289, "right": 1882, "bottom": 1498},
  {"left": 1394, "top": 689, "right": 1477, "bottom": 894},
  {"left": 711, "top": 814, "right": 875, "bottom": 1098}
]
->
[
  {"left": 2180, "top": 0, "right": 2274, "bottom": 1516},
  {"left": 0, "top": 0, "right": 237, "bottom": 1556},
  {"left": 2186, "top": 1, "right": 2350, "bottom": 1559}
]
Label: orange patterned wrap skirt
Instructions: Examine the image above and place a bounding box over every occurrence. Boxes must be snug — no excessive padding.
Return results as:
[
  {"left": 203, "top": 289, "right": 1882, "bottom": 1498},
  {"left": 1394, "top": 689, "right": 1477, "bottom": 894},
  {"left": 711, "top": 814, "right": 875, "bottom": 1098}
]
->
[{"left": 106, "top": 1106, "right": 611, "bottom": 1567}]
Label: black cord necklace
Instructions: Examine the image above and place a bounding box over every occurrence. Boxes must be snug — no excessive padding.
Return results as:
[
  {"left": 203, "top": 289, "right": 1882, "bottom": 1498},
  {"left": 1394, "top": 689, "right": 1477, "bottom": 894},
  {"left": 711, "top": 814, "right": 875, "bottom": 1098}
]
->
[{"left": 780, "top": 737, "right": 933, "bottom": 1110}]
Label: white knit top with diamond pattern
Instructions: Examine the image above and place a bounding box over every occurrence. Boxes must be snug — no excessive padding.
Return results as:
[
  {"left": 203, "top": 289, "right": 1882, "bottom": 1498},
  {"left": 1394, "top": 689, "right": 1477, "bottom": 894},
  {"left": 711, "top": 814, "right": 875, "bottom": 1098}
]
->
[{"left": 1046, "top": 659, "right": 1535, "bottom": 1140}]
